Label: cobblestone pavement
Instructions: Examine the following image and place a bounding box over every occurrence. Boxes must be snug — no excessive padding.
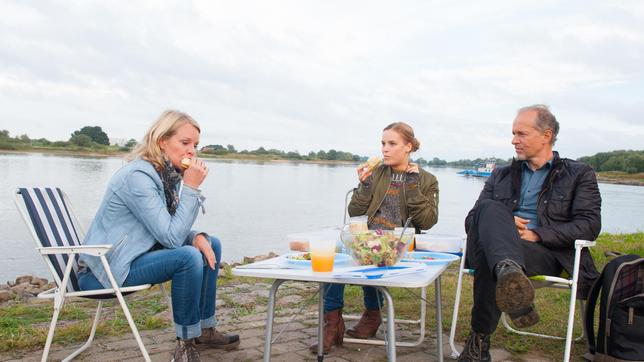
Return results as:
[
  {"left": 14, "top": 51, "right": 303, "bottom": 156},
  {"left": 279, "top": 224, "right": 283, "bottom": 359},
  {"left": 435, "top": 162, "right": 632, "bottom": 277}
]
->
[{"left": 0, "top": 281, "right": 544, "bottom": 362}]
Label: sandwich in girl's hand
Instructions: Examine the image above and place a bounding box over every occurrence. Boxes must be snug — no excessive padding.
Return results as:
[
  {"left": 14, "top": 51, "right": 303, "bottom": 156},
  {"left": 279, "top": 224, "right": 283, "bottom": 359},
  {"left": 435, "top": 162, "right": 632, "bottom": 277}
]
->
[{"left": 364, "top": 156, "right": 382, "bottom": 172}]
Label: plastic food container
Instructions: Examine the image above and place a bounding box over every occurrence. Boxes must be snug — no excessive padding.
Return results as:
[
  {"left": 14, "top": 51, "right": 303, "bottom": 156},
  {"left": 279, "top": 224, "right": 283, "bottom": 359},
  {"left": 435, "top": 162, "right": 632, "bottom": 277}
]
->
[
  {"left": 288, "top": 228, "right": 343, "bottom": 253},
  {"left": 414, "top": 233, "right": 463, "bottom": 253}
]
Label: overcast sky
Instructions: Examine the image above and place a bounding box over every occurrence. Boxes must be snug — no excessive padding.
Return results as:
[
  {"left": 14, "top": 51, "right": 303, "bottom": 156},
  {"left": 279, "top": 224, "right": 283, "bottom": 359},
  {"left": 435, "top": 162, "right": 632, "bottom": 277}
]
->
[{"left": 1, "top": 1, "right": 643, "bottom": 161}]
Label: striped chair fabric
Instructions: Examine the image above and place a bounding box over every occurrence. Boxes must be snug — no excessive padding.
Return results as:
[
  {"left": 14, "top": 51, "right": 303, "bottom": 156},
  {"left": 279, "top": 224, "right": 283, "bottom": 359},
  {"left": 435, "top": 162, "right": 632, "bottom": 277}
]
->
[{"left": 17, "top": 187, "right": 82, "bottom": 293}]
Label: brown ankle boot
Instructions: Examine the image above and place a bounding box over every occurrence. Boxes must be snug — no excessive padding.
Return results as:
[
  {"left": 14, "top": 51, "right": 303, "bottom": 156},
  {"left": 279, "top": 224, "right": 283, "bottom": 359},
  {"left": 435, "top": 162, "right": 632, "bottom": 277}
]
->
[
  {"left": 346, "top": 309, "right": 381, "bottom": 339},
  {"left": 309, "top": 309, "right": 345, "bottom": 354}
]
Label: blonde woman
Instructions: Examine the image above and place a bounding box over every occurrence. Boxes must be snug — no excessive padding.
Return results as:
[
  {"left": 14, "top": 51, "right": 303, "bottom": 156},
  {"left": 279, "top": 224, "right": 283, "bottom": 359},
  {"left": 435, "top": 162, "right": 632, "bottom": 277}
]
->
[{"left": 78, "top": 110, "right": 238, "bottom": 362}]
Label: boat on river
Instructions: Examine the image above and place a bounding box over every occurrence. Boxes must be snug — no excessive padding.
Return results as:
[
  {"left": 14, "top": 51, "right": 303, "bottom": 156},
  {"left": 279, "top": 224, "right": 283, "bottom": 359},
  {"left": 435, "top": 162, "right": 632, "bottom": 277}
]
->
[{"left": 458, "top": 159, "right": 496, "bottom": 177}]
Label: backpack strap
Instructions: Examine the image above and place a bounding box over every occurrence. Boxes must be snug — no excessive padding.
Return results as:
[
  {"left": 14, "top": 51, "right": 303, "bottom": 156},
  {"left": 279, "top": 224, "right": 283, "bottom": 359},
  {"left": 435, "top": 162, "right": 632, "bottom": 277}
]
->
[{"left": 584, "top": 265, "right": 605, "bottom": 361}]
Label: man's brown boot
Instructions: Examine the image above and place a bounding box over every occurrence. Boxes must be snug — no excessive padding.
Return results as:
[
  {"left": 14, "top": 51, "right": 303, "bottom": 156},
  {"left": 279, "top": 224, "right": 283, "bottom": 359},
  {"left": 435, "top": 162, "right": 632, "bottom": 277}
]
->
[
  {"left": 346, "top": 309, "right": 381, "bottom": 339},
  {"left": 309, "top": 309, "right": 345, "bottom": 354},
  {"left": 495, "top": 259, "right": 539, "bottom": 328}
]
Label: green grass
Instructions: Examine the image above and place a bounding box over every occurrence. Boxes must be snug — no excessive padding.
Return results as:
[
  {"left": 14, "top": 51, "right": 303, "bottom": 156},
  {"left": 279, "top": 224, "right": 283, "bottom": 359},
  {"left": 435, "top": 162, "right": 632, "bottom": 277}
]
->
[{"left": 0, "top": 286, "right": 171, "bottom": 352}]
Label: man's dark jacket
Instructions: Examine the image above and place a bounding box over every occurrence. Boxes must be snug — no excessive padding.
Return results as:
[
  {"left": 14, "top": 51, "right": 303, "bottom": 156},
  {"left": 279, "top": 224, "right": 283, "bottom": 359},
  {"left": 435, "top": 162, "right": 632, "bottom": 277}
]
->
[{"left": 465, "top": 151, "right": 602, "bottom": 299}]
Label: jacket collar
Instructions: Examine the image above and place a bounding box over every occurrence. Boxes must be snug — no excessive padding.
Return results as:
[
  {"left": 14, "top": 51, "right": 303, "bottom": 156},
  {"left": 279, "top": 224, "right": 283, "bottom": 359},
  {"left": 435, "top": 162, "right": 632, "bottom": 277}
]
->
[{"left": 510, "top": 151, "right": 561, "bottom": 171}]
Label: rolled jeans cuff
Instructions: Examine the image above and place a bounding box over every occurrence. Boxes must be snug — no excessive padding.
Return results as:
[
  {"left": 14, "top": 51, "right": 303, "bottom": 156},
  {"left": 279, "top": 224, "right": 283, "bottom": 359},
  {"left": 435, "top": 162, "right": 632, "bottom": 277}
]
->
[
  {"left": 201, "top": 315, "right": 217, "bottom": 329},
  {"left": 175, "top": 320, "right": 202, "bottom": 340}
]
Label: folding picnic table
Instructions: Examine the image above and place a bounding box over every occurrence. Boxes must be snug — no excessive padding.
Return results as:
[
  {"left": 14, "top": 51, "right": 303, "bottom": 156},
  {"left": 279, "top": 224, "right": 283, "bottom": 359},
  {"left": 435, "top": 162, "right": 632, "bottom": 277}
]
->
[{"left": 233, "top": 258, "right": 450, "bottom": 361}]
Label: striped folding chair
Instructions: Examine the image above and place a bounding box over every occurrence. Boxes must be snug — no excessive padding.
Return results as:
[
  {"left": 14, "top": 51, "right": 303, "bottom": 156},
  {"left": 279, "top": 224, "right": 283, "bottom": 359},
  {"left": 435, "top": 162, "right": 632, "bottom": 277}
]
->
[
  {"left": 448, "top": 237, "right": 595, "bottom": 362},
  {"left": 14, "top": 187, "right": 155, "bottom": 362}
]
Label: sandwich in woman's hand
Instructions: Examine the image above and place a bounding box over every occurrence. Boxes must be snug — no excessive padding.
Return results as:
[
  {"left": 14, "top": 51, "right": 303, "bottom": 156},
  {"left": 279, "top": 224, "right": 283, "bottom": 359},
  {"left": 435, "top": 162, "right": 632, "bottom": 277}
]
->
[
  {"left": 180, "top": 158, "right": 191, "bottom": 170},
  {"left": 364, "top": 156, "right": 382, "bottom": 172}
]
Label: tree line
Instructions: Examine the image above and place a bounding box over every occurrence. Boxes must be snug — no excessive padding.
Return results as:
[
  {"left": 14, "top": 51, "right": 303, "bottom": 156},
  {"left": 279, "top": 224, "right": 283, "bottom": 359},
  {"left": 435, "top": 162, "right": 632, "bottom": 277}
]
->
[
  {"left": 578, "top": 150, "right": 644, "bottom": 174},
  {"left": 414, "top": 157, "right": 511, "bottom": 168},
  {"left": 3, "top": 128, "right": 641, "bottom": 172},
  {"left": 0, "top": 127, "right": 136, "bottom": 152},
  {"left": 201, "top": 144, "right": 365, "bottom": 161}
]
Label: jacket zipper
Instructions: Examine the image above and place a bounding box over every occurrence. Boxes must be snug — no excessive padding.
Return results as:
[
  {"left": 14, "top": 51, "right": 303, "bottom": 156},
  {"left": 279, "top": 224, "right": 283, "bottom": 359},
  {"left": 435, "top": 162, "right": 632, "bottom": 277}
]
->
[
  {"left": 401, "top": 180, "right": 407, "bottom": 224},
  {"left": 371, "top": 181, "right": 392, "bottom": 223},
  {"left": 110, "top": 234, "right": 128, "bottom": 257}
]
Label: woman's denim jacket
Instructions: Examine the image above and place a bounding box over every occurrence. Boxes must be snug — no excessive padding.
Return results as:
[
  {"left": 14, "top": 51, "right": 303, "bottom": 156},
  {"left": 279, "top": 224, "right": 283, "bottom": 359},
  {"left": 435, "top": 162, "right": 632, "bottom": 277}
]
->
[{"left": 79, "top": 159, "right": 204, "bottom": 288}]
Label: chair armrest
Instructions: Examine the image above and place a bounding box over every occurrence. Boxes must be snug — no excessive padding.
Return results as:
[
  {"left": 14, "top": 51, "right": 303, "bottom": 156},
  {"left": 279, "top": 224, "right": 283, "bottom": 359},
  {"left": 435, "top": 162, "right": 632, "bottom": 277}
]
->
[
  {"left": 575, "top": 240, "right": 595, "bottom": 249},
  {"left": 37, "top": 245, "right": 112, "bottom": 256}
]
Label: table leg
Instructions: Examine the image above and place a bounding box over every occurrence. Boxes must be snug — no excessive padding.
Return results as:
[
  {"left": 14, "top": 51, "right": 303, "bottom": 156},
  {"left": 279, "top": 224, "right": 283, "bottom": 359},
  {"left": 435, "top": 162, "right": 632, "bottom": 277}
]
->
[
  {"left": 435, "top": 276, "right": 443, "bottom": 362},
  {"left": 263, "top": 279, "right": 285, "bottom": 362},
  {"left": 375, "top": 286, "right": 396, "bottom": 361},
  {"left": 318, "top": 282, "right": 325, "bottom": 362}
]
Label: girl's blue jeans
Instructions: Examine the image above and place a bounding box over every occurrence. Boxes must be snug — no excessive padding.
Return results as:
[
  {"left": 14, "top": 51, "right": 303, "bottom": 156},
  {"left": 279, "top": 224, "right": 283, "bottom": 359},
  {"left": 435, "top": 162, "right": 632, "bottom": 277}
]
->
[
  {"left": 323, "top": 283, "right": 383, "bottom": 313},
  {"left": 79, "top": 236, "right": 222, "bottom": 340}
]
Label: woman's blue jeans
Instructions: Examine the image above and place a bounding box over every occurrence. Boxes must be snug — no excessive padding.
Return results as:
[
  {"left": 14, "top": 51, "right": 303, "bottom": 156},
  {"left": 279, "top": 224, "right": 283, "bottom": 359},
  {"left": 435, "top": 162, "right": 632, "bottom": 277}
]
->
[
  {"left": 78, "top": 236, "right": 222, "bottom": 340},
  {"left": 323, "top": 284, "right": 384, "bottom": 313}
]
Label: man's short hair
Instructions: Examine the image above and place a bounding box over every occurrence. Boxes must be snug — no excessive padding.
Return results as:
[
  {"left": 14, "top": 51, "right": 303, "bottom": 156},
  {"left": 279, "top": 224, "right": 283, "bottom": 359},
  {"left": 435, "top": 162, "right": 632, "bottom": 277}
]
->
[{"left": 518, "top": 104, "right": 560, "bottom": 145}]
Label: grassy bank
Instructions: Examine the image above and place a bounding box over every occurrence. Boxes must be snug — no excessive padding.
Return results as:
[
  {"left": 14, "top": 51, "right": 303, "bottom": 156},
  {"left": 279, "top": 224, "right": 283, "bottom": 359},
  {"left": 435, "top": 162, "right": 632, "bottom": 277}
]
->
[
  {"left": 596, "top": 171, "right": 644, "bottom": 186},
  {"left": 1, "top": 232, "right": 642, "bottom": 359}
]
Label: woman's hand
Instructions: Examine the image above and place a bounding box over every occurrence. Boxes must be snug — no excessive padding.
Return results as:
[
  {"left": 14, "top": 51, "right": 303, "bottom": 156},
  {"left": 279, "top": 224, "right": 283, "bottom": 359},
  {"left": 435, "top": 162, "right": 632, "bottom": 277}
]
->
[
  {"left": 193, "top": 234, "right": 216, "bottom": 269},
  {"left": 183, "top": 158, "right": 209, "bottom": 189},
  {"left": 406, "top": 163, "right": 419, "bottom": 174},
  {"left": 357, "top": 163, "right": 373, "bottom": 182}
]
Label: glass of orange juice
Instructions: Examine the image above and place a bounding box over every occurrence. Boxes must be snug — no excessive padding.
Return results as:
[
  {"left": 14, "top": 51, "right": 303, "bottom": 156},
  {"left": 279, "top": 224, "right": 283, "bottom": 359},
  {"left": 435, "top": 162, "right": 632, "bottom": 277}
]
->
[{"left": 310, "top": 237, "right": 335, "bottom": 272}]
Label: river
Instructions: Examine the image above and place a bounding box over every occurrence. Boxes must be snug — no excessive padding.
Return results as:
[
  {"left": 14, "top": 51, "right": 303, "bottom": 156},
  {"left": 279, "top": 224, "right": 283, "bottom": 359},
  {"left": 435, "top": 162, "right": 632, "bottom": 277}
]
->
[{"left": 1, "top": 153, "right": 642, "bottom": 282}]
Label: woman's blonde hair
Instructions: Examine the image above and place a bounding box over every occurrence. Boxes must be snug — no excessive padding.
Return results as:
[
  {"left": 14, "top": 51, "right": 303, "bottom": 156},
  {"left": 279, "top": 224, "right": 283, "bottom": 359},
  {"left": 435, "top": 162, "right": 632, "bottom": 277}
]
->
[
  {"left": 128, "top": 110, "right": 200, "bottom": 170},
  {"left": 383, "top": 121, "right": 420, "bottom": 152}
]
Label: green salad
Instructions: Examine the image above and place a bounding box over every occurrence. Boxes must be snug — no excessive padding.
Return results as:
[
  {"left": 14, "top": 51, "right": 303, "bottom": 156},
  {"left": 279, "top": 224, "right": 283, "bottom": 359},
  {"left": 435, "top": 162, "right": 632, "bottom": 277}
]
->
[
  {"left": 287, "top": 252, "right": 311, "bottom": 261},
  {"left": 345, "top": 230, "right": 411, "bottom": 266}
]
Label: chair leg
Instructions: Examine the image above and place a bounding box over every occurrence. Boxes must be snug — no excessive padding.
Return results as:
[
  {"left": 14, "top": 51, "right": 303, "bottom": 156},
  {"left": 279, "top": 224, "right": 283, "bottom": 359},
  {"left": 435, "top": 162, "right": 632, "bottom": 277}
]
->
[
  {"left": 159, "top": 283, "right": 173, "bottom": 315},
  {"left": 575, "top": 300, "right": 586, "bottom": 342},
  {"left": 41, "top": 301, "right": 63, "bottom": 362},
  {"left": 62, "top": 301, "right": 103, "bottom": 362},
  {"left": 563, "top": 287, "right": 578, "bottom": 362},
  {"left": 100, "top": 256, "right": 151, "bottom": 362},
  {"left": 449, "top": 268, "right": 467, "bottom": 358},
  {"left": 114, "top": 292, "right": 151, "bottom": 362}
]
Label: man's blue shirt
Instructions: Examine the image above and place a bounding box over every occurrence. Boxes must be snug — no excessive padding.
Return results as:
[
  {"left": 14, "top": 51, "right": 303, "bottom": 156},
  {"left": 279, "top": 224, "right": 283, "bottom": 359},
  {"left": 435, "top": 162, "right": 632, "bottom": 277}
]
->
[{"left": 513, "top": 159, "right": 552, "bottom": 229}]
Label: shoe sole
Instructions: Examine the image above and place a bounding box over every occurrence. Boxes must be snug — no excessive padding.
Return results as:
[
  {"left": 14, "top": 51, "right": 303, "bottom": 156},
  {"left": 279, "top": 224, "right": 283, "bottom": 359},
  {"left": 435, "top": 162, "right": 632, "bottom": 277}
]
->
[
  {"left": 510, "top": 307, "right": 540, "bottom": 328},
  {"left": 346, "top": 329, "right": 378, "bottom": 339},
  {"left": 495, "top": 269, "right": 534, "bottom": 315},
  {"left": 213, "top": 339, "right": 240, "bottom": 350},
  {"left": 197, "top": 339, "right": 240, "bottom": 351}
]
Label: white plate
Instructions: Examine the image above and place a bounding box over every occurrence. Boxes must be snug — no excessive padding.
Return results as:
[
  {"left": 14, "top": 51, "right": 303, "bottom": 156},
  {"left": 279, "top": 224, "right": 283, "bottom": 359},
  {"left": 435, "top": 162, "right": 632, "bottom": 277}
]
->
[
  {"left": 284, "top": 252, "right": 351, "bottom": 266},
  {"left": 401, "top": 251, "right": 460, "bottom": 265}
]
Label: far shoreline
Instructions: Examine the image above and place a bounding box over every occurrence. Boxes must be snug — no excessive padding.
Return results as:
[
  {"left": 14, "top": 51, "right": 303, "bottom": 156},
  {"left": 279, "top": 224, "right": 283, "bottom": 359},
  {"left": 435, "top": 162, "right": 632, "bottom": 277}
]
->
[
  {"left": 2, "top": 149, "right": 643, "bottom": 186},
  {"left": 0, "top": 148, "right": 360, "bottom": 166}
]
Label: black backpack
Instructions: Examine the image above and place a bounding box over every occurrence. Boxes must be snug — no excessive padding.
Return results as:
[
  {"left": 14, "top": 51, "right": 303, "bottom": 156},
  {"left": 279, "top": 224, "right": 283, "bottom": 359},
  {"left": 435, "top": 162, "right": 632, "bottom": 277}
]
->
[{"left": 584, "top": 254, "right": 644, "bottom": 362}]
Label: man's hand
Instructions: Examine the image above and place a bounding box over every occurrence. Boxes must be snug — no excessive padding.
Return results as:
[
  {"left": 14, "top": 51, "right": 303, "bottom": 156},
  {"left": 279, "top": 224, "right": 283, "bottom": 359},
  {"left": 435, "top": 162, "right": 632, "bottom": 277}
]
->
[
  {"left": 514, "top": 216, "right": 529, "bottom": 231},
  {"left": 193, "top": 234, "right": 216, "bottom": 269},
  {"left": 519, "top": 229, "right": 541, "bottom": 242}
]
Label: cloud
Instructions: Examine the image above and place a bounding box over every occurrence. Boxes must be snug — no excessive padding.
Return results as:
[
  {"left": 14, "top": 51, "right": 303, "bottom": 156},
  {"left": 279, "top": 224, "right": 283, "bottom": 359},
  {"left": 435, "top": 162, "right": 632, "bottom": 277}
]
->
[{"left": 0, "top": 1, "right": 643, "bottom": 160}]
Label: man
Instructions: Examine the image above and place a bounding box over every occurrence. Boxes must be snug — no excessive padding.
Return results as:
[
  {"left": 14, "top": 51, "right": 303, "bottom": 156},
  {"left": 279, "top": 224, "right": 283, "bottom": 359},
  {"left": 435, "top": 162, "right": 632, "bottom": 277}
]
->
[{"left": 458, "top": 105, "right": 602, "bottom": 361}]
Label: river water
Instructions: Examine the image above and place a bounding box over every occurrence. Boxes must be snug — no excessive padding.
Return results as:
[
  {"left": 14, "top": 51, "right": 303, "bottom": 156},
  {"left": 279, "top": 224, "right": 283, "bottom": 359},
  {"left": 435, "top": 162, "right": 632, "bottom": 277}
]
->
[{"left": 1, "top": 153, "right": 642, "bottom": 282}]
